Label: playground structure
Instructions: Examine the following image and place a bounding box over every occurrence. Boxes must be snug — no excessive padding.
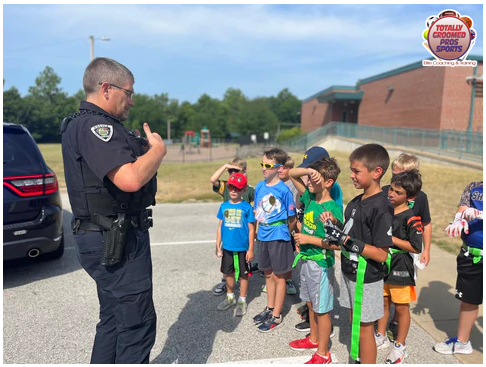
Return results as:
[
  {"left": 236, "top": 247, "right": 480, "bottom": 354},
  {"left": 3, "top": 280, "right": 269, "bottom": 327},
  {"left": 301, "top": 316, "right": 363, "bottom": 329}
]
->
[
  {"left": 182, "top": 128, "right": 211, "bottom": 154},
  {"left": 200, "top": 127, "right": 211, "bottom": 148}
]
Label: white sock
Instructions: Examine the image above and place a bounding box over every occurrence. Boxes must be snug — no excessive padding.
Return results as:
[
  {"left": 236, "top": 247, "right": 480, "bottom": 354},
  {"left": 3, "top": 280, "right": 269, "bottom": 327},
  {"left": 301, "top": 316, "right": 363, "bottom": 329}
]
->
[
  {"left": 238, "top": 296, "right": 246, "bottom": 303},
  {"left": 227, "top": 293, "right": 235, "bottom": 299}
]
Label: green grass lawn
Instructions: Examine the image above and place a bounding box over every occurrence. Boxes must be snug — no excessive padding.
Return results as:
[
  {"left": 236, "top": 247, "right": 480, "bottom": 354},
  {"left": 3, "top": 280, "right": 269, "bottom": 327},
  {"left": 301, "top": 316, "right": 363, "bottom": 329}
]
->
[{"left": 39, "top": 144, "right": 482, "bottom": 254}]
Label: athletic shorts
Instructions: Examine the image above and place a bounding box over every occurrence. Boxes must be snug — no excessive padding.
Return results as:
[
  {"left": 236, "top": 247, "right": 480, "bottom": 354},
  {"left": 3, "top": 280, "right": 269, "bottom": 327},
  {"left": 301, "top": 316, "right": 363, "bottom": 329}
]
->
[
  {"left": 221, "top": 249, "right": 250, "bottom": 278},
  {"left": 300, "top": 260, "right": 333, "bottom": 314},
  {"left": 339, "top": 273, "right": 384, "bottom": 323},
  {"left": 257, "top": 239, "right": 294, "bottom": 275},
  {"left": 383, "top": 284, "right": 417, "bottom": 304},
  {"left": 455, "top": 246, "right": 483, "bottom": 305}
]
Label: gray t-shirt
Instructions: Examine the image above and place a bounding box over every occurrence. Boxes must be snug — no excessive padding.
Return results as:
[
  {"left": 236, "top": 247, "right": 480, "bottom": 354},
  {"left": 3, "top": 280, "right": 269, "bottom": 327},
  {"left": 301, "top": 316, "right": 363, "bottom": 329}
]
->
[{"left": 284, "top": 179, "right": 299, "bottom": 206}]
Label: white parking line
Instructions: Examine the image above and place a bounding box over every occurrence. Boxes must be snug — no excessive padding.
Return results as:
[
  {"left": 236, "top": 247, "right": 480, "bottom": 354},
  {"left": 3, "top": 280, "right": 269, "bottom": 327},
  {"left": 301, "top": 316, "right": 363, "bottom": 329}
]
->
[{"left": 65, "top": 239, "right": 214, "bottom": 250}]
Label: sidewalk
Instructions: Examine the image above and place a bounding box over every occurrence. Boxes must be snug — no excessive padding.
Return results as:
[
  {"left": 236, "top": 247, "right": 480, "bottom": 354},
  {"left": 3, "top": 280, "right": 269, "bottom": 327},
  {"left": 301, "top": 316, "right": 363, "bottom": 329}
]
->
[{"left": 408, "top": 244, "right": 483, "bottom": 364}]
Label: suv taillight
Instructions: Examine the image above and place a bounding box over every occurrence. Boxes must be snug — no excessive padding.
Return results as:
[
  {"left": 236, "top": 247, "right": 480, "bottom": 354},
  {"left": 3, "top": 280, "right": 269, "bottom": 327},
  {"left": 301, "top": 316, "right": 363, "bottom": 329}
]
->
[{"left": 3, "top": 173, "right": 59, "bottom": 197}]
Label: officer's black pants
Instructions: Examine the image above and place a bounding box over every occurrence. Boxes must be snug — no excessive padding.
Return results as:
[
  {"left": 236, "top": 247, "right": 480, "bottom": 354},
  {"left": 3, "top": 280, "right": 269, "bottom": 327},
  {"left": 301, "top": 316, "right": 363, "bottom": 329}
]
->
[{"left": 74, "top": 228, "right": 156, "bottom": 364}]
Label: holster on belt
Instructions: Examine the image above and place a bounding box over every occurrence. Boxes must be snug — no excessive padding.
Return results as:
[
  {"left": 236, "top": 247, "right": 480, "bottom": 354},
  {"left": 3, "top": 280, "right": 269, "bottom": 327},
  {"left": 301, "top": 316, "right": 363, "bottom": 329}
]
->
[{"left": 91, "top": 213, "right": 128, "bottom": 267}]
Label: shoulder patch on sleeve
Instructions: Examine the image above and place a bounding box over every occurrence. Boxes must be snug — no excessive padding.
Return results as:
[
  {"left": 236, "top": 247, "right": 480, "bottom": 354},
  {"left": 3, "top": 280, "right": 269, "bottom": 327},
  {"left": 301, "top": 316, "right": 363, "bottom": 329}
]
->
[{"left": 91, "top": 124, "right": 113, "bottom": 142}]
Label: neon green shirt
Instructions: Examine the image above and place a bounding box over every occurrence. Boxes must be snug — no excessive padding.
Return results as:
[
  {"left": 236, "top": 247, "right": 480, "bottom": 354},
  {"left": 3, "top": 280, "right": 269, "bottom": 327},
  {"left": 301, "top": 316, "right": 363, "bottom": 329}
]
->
[{"left": 300, "top": 188, "right": 344, "bottom": 268}]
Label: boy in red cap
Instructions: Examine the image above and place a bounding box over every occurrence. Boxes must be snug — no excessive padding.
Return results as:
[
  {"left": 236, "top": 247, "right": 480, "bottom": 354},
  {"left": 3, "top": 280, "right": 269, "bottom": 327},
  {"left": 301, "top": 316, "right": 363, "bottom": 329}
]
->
[{"left": 215, "top": 173, "right": 256, "bottom": 316}]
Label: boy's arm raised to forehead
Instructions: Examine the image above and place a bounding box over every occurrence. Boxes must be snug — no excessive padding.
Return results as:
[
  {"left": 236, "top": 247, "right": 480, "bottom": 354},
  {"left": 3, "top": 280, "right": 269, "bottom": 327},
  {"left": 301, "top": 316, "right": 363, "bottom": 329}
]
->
[
  {"left": 289, "top": 168, "right": 308, "bottom": 195},
  {"left": 210, "top": 163, "right": 240, "bottom": 186}
]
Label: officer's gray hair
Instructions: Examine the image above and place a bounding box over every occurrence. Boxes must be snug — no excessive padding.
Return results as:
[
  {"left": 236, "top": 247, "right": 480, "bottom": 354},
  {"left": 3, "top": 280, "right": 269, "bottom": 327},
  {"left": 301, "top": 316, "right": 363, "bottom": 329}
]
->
[{"left": 83, "top": 57, "right": 135, "bottom": 96}]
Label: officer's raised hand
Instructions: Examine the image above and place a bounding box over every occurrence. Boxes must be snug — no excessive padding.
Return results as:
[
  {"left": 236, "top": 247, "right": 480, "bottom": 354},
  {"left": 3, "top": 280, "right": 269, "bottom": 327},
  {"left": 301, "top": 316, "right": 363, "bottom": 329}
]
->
[{"left": 143, "top": 123, "right": 167, "bottom": 158}]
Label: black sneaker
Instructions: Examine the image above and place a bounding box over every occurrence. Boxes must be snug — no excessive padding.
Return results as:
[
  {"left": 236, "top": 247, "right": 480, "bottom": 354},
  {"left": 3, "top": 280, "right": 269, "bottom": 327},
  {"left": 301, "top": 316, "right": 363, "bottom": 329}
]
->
[
  {"left": 253, "top": 307, "right": 272, "bottom": 324},
  {"left": 296, "top": 304, "right": 309, "bottom": 320},
  {"left": 295, "top": 320, "right": 310, "bottom": 332},
  {"left": 250, "top": 263, "right": 260, "bottom": 273}
]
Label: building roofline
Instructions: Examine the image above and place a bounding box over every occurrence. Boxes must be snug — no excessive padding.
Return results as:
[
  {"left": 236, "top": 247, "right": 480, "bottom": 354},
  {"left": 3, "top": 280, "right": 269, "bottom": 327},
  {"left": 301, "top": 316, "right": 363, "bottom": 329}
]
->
[
  {"left": 359, "top": 55, "right": 483, "bottom": 85},
  {"left": 302, "top": 85, "right": 357, "bottom": 103},
  {"left": 303, "top": 55, "right": 483, "bottom": 104}
]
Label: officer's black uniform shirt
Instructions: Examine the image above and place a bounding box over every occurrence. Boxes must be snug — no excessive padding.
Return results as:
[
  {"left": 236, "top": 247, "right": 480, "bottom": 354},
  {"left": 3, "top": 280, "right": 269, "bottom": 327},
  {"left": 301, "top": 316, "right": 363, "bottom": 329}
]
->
[
  {"left": 382, "top": 186, "right": 431, "bottom": 225},
  {"left": 385, "top": 208, "right": 423, "bottom": 286},
  {"left": 341, "top": 191, "right": 394, "bottom": 283},
  {"left": 62, "top": 101, "right": 136, "bottom": 218}
]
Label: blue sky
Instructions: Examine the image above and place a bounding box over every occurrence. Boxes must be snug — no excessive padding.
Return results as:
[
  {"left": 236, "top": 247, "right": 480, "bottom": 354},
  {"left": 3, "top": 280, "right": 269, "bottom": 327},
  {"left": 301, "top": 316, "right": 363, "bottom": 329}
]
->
[{"left": 3, "top": 4, "right": 483, "bottom": 104}]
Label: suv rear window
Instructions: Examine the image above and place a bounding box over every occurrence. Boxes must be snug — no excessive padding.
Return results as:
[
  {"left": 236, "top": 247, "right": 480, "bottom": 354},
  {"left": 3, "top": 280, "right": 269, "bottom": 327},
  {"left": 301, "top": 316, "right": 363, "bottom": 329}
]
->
[{"left": 3, "top": 127, "right": 42, "bottom": 167}]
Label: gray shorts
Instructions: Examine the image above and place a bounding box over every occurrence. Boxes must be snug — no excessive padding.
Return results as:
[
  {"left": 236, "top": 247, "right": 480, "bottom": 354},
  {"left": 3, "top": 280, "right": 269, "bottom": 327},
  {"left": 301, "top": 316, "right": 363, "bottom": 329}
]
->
[
  {"left": 300, "top": 260, "right": 333, "bottom": 314},
  {"left": 257, "top": 240, "right": 294, "bottom": 275},
  {"left": 339, "top": 273, "right": 384, "bottom": 323}
]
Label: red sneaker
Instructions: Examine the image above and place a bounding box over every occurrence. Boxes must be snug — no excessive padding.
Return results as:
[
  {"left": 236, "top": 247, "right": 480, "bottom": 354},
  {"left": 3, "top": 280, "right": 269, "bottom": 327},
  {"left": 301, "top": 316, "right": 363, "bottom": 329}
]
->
[
  {"left": 305, "top": 352, "right": 332, "bottom": 364},
  {"left": 289, "top": 336, "right": 319, "bottom": 351}
]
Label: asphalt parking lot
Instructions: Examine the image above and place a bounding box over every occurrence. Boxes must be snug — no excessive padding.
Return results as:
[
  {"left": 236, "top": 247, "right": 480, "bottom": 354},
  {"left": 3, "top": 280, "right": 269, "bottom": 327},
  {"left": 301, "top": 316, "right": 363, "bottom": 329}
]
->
[{"left": 3, "top": 197, "right": 461, "bottom": 364}]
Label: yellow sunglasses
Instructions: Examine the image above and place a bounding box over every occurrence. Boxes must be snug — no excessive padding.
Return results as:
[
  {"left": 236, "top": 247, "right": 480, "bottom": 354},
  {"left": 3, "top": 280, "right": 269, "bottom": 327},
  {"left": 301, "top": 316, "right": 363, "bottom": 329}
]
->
[{"left": 260, "top": 162, "right": 282, "bottom": 169}]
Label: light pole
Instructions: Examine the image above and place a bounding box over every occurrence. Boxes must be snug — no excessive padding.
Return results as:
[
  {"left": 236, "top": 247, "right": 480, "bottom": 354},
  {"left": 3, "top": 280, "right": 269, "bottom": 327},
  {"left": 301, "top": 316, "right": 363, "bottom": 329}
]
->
[{"left": 89, "top": 35, "right": 111, "bottom": 61}]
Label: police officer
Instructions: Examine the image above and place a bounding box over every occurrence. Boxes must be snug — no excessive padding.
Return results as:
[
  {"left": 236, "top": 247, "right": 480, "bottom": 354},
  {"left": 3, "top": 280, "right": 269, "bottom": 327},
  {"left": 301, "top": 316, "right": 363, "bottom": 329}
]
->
[{"left": 61, "top": 57, "right": 166, "bottom": 364}]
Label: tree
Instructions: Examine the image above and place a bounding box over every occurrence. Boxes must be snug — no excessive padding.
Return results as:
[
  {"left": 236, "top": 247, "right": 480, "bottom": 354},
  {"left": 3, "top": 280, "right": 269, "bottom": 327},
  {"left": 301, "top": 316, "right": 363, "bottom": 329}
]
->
[{"left": 3, "top": 87, "right": 24, "bottom": 125}]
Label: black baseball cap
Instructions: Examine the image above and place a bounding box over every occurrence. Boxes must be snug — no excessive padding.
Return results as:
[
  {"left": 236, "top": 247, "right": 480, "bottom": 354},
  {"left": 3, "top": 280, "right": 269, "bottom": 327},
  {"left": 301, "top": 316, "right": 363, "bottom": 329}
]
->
[{"left": 298, "top": 146, "right": 330, "bottom": 168}]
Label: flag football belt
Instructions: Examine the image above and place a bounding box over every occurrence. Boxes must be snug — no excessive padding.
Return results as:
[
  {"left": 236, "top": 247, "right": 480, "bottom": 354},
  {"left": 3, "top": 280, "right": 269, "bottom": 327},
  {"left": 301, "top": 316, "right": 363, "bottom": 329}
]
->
[
  {"left": 291, "top": 250, "right": 333, "bottom": 268},
  {"left": 385, "top": 248, "right": 407, "bottom": 272},
  {"left": 341, "top": 249, "right": 391, "bottom": 361},
  {"left": 233, "top": 252, "right": 242, "bottom": 282},
  {"left": 462, "top": 244, "right": 483, "bottom": 264},
  {"left": 260, "top": 220, "right": 287, "bottom": 227}
]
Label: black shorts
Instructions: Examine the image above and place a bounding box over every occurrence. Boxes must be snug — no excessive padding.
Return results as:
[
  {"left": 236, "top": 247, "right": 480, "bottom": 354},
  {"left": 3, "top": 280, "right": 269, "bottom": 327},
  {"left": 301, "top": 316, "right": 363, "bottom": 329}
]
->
[
  {"left": 221, "top": 249, "right": 250, "bottom": 278},
  {"left": 455, "top": 246, "right": 483, "bottom": 305},
  {"left": 257, "top": 239, "right": 294, "bottom": 275}
]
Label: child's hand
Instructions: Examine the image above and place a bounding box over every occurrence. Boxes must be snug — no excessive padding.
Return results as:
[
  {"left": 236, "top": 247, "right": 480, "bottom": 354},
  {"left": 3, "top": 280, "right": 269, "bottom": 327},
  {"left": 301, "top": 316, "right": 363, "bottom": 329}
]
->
[
  {"left": 319, "top": 211, "right": 336, "bottom": 224},
  {"left": 216, "top": 246, "right": 223, "bottom": 258},
  {"left": 307, "top": 168, "right": 322, "bottom": 184},
  {"left": 293, "top": 233, "right": 310, "bottom": 246},
  {"left": 246, "top": 250, "right": 254, "bottom": 262},
  {"left": 462, "top": 208, "right": 483, "bottom": 222}
]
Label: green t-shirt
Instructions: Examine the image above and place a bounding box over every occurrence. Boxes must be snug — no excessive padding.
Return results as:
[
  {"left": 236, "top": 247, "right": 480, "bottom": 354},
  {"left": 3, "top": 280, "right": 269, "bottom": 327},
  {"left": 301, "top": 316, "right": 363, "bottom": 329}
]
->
[{"left": 299, "top": 188, "right": 344, "bottom": 268}]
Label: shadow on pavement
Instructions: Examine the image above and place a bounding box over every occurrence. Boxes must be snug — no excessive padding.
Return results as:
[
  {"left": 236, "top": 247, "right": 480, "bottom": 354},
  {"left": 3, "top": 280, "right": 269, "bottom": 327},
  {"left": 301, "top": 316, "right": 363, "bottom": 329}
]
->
[
  {"left": 3, "top": 209, "right": 81, "bottom": 289},
  {"left": 154, "top": 269, "right": 303, "bottom": 364},
  {"left": 412, "top": 280, "right": 483, "bottom": 354}
]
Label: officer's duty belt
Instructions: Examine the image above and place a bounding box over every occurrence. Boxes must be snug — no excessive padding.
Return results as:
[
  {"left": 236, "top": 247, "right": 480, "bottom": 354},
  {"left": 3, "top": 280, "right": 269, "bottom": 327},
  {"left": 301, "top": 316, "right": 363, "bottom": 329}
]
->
[{"left": 73, "top": 209, "right": 153, "bottom": 233}]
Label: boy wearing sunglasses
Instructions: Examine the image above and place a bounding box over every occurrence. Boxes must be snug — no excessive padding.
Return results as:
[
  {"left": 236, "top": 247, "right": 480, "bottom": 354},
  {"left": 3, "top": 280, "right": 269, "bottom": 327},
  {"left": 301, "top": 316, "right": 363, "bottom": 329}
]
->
[
  {"left": 215, "top": 173, "right": 256, "bottom": 316},
  {"left": 253, "top": 148, "right": 297, "bottom": 332},
  {"left": 210, "top": 158, "right": 256, "bottom": 296}
]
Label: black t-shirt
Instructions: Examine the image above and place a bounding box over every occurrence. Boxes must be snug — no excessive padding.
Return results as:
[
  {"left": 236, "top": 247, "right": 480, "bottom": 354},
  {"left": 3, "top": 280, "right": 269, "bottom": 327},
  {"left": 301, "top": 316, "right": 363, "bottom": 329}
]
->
[
  {"left": 382, "top": 186, "right": 431, "bottom": 225},
  {"left": 385, "top": 208, "right": 423, "bottom": 286},
  {"left": 341, "top": 191, "right": 393, "bottom": 283}
]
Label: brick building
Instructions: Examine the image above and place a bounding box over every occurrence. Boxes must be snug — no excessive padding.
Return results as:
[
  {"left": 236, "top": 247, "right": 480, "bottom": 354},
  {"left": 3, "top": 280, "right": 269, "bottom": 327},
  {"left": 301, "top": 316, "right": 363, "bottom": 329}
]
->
[{"left": 301, "top": 56, "right": 483, "bottom": 133}]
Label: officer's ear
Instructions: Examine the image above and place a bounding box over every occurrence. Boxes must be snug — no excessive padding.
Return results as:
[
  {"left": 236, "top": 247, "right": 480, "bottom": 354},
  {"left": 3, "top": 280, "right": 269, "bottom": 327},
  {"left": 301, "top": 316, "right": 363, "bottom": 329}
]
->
[{"left": 99, "top": 82, "right": 111, "bottom": 100}]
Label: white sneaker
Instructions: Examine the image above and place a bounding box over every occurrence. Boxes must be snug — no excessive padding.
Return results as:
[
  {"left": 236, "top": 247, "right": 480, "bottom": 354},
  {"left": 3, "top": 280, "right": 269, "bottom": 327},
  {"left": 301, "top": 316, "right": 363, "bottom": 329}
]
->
[
  {"left": 434, "top": 337, "right": 473, "bottom": 355},
  {"left": 385, "top": 341, "right": 407, "bottom": 364},
  {"left": 375, "top": 332, "right": 391, "bottom": 350}
]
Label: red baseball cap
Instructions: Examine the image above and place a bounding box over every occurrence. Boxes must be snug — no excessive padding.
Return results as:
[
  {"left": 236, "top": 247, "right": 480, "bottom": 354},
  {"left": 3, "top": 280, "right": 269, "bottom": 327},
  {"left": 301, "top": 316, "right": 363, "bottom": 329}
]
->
[{"left": 227, "top": 173, "right": 247, "bottom": 190}]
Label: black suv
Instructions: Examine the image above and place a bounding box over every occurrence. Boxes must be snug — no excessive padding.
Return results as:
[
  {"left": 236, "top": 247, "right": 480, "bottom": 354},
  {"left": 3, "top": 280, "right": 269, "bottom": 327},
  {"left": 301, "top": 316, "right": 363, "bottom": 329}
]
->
[{"left": 3, "top": 123, "right": 64, "bottom": 261}]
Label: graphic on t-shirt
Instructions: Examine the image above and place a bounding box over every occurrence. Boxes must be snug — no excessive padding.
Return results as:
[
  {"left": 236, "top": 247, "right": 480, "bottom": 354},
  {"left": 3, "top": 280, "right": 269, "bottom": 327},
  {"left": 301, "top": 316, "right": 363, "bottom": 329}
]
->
[
  {"left": 343, "top": 214, "right": 354, "bottom": 235},
  {"left": 224, "top": 208, "right": 244, "bottom": 228},
  {"left": 303, "top": 211, "right": 317, "bottom": 234},
  {"left": 255, "top": 193, "right": 282, "bottom": 222}
]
